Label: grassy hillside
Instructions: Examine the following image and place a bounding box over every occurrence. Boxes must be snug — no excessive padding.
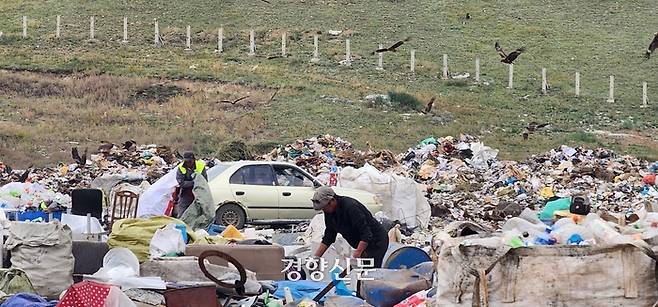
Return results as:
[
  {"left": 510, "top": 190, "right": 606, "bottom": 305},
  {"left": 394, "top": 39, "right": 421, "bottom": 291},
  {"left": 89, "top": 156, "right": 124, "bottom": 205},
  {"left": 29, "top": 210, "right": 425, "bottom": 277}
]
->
[{"left": 1, "top": 0, "right": 658, "bottom": 167}]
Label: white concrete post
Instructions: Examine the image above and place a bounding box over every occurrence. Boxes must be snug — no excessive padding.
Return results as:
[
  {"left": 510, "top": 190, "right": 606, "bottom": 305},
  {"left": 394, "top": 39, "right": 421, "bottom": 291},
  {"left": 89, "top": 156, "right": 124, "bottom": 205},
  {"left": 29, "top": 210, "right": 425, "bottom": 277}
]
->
[
  {"left": 154, "top": 20, "right": 162, "bottom": 46},
  {"left": 643, "top": 82, "right": 648, "bottom": 107},
  {"left": 248, "top": 29, "right": 256, "bottom": 56},
  {"left": 475, "top": 57, "right": 480, "bottom": 82},
  {"left": 442, "top": 54, "right": 448, "bottom": 79},
  {"left": 377, "top": 44, "right": 384, "bottom": 70},
  {"left": 607, "top": 75, "right": 615, "bottom": 103},
  {"left": 541, "top": 68, "right": 547, "bottom": 94},
  {"left": 86, "top": 213, "right": 92, "bottom": 235},
  {"left": 122, "top": 17, "right": 128, "bottom": 43},
  {"left": 185, "top": 25, "right": 191, "bottom": 50},
  {"left": 345, "top": 39, "right": 351, "bottom": 65},
  {"left": 312, "top": 35, "right": 319, "bottom": 61},
  {"left": 56, "top": 15, "right": 61, "bottom": 38},
  {"left": 22, "top": 16, "right": 27, "bottom": 38},
  {"left": 410, "top": 50, "right": 416, "bottom": 73},
  {"left": 217, "top": 27, "right": 223, "bottom": 53},
  {"left": 575, "top": 72, "right": 580, "bottom": 97},
  {"left": 508, "top": 64, "right": 514, "bottom": 89},
  {"left": 281, "top": 32, "right": 287, "bottom": 57},
  {"left": 90, "top": 16, "right": 95, "bottom": 40}
]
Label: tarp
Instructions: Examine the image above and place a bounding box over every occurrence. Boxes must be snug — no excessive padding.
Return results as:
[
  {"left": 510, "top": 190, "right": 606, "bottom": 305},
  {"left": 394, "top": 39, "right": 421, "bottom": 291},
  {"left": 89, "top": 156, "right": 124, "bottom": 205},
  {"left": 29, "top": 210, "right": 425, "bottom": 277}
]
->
[
  {"left": 107, "top": 216, "right": 197, "bottom": 262},
  {"left": 0, "top": 293, "right": 57, "bottom": 307},
  {"left": 180, "top": 175, "right": 216, "bottom": 230},
  {"left": 136, "top": 169, "right": 178, "bottom": 218},
  {"left": 338, "top": 163, "right": 430, "bottom": 228}
]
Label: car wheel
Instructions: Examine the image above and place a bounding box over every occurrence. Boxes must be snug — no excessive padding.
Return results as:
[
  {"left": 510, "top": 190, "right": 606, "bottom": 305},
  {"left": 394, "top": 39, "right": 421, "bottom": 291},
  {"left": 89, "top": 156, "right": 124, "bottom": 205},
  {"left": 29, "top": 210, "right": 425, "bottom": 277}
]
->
[{"left": 215, "top": 203, "right": 246, "bottom": 229}]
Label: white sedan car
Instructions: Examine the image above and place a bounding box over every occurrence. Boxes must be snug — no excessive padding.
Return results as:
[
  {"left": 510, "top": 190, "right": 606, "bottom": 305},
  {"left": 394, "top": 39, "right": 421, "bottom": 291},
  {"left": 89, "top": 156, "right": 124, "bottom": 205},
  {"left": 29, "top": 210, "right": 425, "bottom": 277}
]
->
[{"left": 206, "top": 161, "right": 382, "bottom": 228}]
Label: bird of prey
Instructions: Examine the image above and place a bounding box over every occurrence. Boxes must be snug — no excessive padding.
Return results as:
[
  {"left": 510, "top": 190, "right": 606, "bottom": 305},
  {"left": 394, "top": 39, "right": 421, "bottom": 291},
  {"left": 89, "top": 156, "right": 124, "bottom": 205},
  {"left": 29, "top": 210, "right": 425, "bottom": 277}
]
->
[
  {"left": 71, "top": 147, "right": 88, "bottom": 165},
  {"left": 98, "top": 141, "right": 114, "bottom": 154},
  {"left": 422, "top": 97, "right": 436, "bottom": 114},
  {"left": 123, "top": 140, "right": 137, "bottom": 150},
  {"left": 646, "top": 32, "right": 658, "bottom": 59},
  {"left": 466, "top": 13, "right": 471, "bottom": 19},
  {"left": 220, "top": 96, "right": 250, "bottom": 104},
  {"left": 372, "top": 37, "right": 411, "bottom": 55},
  {"left": 495, "top": 41, "right": 525, "bottom": 64},
  {"left": 18, "top": 166, "right": 32, "bottom": 183},
  {"left": 522, "top": 122, "right": 550, "bottom": 140}
]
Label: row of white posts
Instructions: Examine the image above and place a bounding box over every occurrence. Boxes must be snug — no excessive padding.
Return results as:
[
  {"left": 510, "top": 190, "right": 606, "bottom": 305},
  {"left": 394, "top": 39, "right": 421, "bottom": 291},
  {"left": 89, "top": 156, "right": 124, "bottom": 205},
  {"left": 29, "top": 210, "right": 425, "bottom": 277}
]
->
[{"left": 16, "top": 16, "right": 651, "bottom": 106}]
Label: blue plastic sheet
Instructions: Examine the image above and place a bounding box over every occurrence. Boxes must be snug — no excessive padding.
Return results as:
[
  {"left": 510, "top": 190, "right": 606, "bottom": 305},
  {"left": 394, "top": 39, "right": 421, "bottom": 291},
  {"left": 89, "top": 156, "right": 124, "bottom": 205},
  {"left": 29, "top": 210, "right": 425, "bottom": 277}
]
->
[
  {"left": 0, "top": 293, "right": 57, "bottom": 307},
  {"left": 330, "top": 267, "right": 353, "bottom": 296}
]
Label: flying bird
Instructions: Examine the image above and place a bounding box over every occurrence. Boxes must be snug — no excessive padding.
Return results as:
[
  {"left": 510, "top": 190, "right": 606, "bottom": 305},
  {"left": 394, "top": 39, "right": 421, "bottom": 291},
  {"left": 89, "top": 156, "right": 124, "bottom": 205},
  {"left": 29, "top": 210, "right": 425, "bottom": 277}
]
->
[
  {"left": 220, "top": 96, "right": 250, "bottom": 105},
  {"left": 495, "top": 41, "right": 525, "bottom": 64},
  {"left": 646, "top": 32, "right": 658, "bottom": 59},
  {"left": 522, "top": 122, "right": 550, "bottom": 140},
  {"left": 71, "top": 147, "right": 88, "bottom": 165},
  {"left": 372, "top": 37, "right": 411, "bottom": 55},
  {"left": 18, "top": 166, "right": 32, "bottom": 183}
]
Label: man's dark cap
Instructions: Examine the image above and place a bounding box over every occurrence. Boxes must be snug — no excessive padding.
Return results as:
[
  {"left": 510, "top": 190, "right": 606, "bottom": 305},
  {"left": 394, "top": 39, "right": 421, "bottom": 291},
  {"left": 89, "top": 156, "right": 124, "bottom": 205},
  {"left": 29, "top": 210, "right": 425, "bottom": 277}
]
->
[{"left": 183, "top": 151, "right": 195, "bottom": 161}]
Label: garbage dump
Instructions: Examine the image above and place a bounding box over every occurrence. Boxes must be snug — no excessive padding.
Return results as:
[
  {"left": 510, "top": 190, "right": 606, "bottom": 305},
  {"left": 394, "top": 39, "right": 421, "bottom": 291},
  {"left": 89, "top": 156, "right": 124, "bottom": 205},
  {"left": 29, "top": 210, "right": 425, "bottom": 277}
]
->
[{"left": 1, "top": 135, "right": 658, "bottom": 306}]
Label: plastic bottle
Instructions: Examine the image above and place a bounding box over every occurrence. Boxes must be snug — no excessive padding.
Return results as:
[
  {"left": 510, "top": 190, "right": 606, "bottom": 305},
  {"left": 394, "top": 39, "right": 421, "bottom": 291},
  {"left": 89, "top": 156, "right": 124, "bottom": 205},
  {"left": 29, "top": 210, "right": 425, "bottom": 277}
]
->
[
  {"left": 328, "top": 163, "right": 338, "bottom": 187},
  {"left": 552, "top": 223, "right": 593, "bottom": 244},
  {"left": 533, "top": 230, "right": 557, "bottom": 245},
  {"left": 501, "top": 217, "right": 549, "bottom": 237},
  {"left": 283, "top": 287, "right": 294, "bottom": 305},
  {"left": 552, "top": 217, "right": 575, "bottom": 229}
]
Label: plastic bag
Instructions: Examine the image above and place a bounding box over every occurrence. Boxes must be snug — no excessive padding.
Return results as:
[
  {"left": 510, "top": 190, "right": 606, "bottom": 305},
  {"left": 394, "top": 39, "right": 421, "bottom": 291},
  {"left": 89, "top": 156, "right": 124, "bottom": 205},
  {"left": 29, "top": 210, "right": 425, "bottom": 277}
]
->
[
  {"left": 149, "top": 224, "right": 185, "bottom": 258},
  {"left": 88, "top": 247, "right": 166, "bottom": 290}
]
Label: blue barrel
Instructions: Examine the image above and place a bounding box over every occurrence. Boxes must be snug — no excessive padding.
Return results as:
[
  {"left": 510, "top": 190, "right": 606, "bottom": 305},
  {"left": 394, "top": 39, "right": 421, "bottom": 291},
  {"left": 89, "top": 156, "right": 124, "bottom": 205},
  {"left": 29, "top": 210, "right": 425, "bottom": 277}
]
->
[{"left": 382, "top": 243, "right": 431, "bottom": 269}]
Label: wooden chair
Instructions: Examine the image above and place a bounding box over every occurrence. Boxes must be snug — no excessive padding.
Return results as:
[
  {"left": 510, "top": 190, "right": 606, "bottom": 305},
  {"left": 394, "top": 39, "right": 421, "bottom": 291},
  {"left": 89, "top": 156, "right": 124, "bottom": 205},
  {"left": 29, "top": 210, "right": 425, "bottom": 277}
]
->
[{"left": 110, "top": 191, "right": 139, "bottom": 229}]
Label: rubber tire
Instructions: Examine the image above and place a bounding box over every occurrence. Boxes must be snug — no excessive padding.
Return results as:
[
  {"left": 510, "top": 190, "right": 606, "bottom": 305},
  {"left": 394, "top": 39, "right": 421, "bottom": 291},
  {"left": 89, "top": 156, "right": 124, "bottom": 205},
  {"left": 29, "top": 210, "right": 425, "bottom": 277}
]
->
[{"left": 214, "top": 203, "right": 246, "bottom": 229}]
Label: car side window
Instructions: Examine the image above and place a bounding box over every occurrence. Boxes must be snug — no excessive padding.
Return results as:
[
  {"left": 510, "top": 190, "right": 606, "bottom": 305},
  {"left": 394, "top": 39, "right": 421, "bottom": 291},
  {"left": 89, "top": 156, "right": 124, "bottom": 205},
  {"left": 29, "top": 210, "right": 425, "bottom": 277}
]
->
[
  {"left": 231, "top": 165, "right": 275, "bottom": 186},
  {"left": 229, "top": 168, "right": 244, "bottom": 184},
  {"left": 273, "top": 165, "right": 314, "bottom": 187}
]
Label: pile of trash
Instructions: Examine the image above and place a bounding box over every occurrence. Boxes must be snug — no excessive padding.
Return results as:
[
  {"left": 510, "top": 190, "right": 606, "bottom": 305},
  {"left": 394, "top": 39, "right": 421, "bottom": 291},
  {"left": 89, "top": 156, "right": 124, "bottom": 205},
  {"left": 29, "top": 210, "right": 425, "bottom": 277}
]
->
[
  {"left": 260, "top": 134, "right": 658, "bottom": 231},
  {"left": 0, "top": 142, "right": 180, "bottom": 196},
  {"left": 259, "top": 135, "right": 399, "bottom": 180}
]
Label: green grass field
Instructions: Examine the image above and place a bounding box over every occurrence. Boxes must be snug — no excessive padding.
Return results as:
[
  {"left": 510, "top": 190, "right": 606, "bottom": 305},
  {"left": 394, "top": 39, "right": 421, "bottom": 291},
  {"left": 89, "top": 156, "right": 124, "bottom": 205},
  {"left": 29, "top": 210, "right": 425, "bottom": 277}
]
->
[{"left": 1, "top": 0, "right": 658, "bottom": 167}]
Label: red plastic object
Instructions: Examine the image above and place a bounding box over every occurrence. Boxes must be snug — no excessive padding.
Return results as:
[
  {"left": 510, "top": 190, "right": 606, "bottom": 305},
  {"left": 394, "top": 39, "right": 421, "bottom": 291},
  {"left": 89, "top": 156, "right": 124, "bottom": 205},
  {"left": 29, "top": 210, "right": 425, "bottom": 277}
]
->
[{"left": 643, "top": 174, "right": 656, "bottom": 185}]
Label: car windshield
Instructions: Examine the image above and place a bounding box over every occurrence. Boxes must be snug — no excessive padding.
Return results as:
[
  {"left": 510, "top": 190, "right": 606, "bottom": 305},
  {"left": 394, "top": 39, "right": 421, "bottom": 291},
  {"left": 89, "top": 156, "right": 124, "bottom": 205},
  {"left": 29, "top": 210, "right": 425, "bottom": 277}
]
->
[{"left": 206, "top": 164, "right": 232, "bottom": 182}]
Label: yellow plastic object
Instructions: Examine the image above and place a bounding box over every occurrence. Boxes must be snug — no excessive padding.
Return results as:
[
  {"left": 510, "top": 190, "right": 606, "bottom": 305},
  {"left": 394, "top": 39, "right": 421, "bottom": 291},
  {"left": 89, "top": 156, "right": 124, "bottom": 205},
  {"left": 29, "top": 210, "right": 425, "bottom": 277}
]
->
[
  {"left": 193, "top": 235, "right": 230, "bottom": 245},
  {"left": 221, "top": 225, "right": 245, "bottom": 240},
  {"left": 59, "top": 165, "right": 69, "bottom": 176},
  {"left": 539, "top": 187, "right": 555, "bottom": 198},
  {"left": 108, "top": 216, "right": 196, "bottom": 262}
]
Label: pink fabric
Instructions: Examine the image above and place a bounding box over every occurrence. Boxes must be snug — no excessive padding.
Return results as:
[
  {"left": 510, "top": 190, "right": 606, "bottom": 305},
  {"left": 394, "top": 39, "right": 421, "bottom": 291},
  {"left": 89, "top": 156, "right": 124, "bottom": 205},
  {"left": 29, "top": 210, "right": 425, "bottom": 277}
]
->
[{"left": 57, "top": 281, "right": 111, "bottom": 307}]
